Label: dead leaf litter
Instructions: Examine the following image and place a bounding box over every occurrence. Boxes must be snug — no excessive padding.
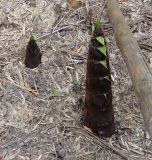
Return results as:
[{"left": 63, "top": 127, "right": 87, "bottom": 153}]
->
[{"left": 0, "top": 0, "right": 152, "bottom": 159}]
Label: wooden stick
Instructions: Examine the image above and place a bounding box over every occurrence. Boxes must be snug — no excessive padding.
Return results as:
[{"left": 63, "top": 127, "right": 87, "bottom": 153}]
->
[
  {"left": 67, "top": 126, "right": 130, "bottom": 160},
  {"left": 107, "top": 0, "right": 152, "bottom": 138}
]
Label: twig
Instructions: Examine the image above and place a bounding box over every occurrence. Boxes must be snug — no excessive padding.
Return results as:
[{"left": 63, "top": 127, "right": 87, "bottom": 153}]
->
[
  {"left": 38, "top": 20, "right": 86, "bottom": 40},
  {"left": 139, "top": 44, "right": 152, "bottom": 52},
  {"left": 100, "top": 0, "right": 107, "bottom": 15},
  {"left": 66, "top": 126, "right": 133, "bottom": 160}
]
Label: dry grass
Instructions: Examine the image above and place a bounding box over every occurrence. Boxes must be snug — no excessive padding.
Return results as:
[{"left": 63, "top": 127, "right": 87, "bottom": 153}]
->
[{"left": 0, "top": 0, "right": 152, "bottom": 159}]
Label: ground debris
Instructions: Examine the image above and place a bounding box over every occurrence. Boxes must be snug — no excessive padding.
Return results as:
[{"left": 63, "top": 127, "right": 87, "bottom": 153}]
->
[{"left": 0, "top": 0, "right": 152, "bottom": 159}]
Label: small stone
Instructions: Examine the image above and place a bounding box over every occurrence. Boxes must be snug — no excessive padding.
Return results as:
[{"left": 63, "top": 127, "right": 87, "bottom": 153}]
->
[
  {"left": 49, "top": 117, "right": 53, "bottom": 123},
  {"left": 41, "top": 55, "right": 48, "bottom": 63},
  {"left": 145, "top": 131, "right": 150, "bottom": 139}
]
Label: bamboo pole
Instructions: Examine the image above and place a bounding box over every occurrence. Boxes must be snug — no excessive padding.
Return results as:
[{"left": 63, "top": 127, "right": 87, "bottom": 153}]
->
[{"left": 107, "top": 0, "right": 152, "bottom": 138}]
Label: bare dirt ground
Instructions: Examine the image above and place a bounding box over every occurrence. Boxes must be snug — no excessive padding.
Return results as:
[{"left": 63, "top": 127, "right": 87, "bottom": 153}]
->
[{"left": 0, "top": 0, "right": 152, "bottom": 159}]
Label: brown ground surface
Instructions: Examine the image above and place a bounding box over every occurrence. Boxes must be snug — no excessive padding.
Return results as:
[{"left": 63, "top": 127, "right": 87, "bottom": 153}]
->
[{"left": 0, "top": 0, "right": 152, "bottom": 160}]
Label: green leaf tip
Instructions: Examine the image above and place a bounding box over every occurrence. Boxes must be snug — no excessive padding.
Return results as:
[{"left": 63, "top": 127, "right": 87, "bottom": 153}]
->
[
  {"left": 30, "top": 35, "right": 37, "bottom": 42},
  {"left": 99, "top": 60, "right": 108, "bottom": 69},
  {"left": 102, "top": 93, "right": 107, "bottom": 99},
  {"left": 98, "top": 46, "right": 107, "bottom": 56},
  {"left": 96, "top": 36, "right": 105, "bottom": 45},
  {"left": 104, "top": 76, "right": 110, "bottom": 81},
  {"left": 91, "top": 18, "right": 102, "bottom": 32}
]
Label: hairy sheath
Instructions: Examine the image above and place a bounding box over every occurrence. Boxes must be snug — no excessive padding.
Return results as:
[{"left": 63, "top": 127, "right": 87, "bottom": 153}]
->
[
  {"left": 25, "top": 35, "right": 41, "bottom": 69},
  {"left": 84, "top": 21, "right": 115, "bottom": 137}
]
